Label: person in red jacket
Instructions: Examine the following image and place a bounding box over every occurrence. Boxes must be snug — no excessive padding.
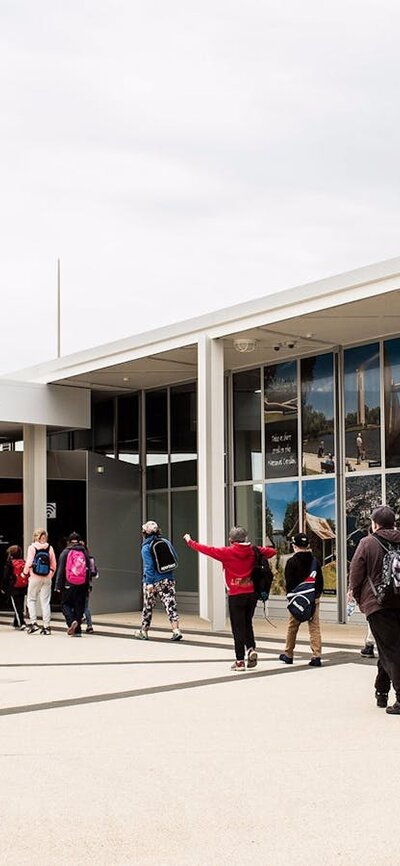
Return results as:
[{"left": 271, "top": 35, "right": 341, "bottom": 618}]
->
[{"left": 184, "top": 527, "right": 276, "bottom": 671}]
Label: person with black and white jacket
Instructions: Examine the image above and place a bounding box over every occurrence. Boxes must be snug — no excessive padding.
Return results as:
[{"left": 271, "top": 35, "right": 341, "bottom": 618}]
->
[{"left": 279, "top": 533, "right": 324, "bottom": 667}]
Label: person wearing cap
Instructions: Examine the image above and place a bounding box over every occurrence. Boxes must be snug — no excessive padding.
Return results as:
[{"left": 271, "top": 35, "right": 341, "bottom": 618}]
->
[
  {"left": 135, "top": 520, "right": 182, "bottom": 641},
  {"left": 184, "top": 527, "right": 276, "bottom": 671},
  {"left": 279, "top": 532, "right": 324, "bottom": 667},
  {"left": 349, "top": 505, "right": 400, "bottom": 715}
]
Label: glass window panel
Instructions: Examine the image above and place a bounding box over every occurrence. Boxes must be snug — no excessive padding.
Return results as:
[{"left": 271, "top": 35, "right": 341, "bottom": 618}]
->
[
  {"left": 264, "top": 362, "right": 298, "bottom": 478},
  {"left": 384, "top": 338, "right": 400, "bottom": 468},
  {"left": 301, "top": 354, "right": 335, "bottom": 476},
  {"left": 72, "top": 428, "right": 93, "bottom": 451},
  {"left": 146, "top": 491, "right": 168, "bottom": 539},
  {"left": 234, "top": 485, "right": 263, "bottom": 546},
  {"left": 93, "top": 399, "right": 115, "bottom": 456},
  {"left": 171, "top": 490, "right": 198, "bottom": 592},
  {"left": 118, "top": 394, "right": 139, "bottom": 464},
  {"left": 265, "top": 480, "right": 299, "bottom": 595},
  {"left": 233, "top": 370, "right": 261, "bottom": 482},
  {"left": 170, "top": 383, "right": 197, "bottom": 487},
  {"left": 346, "top": 475, "right": 382, "bottom": 566},
  {"left": 344, "top": 343, "right": 381, "bottom": 471},
  {"left": 386, "top": 474, "right": 400, "bottom": 521},
  {"left": 146, "top": 390, "right": 168, "bottom": 489},
  {"left": 302, "top": 477, "right": 336, "bottom": 596}
]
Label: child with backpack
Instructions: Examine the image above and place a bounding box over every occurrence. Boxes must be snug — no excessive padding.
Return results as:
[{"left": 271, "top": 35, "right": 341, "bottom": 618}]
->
[
  {"left": 55, "top": 532, "right": 90, "bottom": 636},
  {"left": 135, "top": 521, "right": 182, "bottom": 641},
  {"left": 279, "top": 533, "right": 324, "bottom": 667},
  {"left": 23, "top": 528, "right": 57, "bottom": 635},
  {"left": 3, "top": 545, "right": 28, "bottom": 629}
]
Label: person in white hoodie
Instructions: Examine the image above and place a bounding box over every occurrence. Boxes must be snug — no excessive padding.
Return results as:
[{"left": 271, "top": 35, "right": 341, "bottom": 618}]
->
[{"left": 22, "top": 528, "right": 57, "bottom": 635}]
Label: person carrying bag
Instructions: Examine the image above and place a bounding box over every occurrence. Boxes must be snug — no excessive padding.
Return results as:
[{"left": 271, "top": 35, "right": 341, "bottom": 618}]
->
[{"left": 279, "top": 533, "right": 324, "bottom": 667}]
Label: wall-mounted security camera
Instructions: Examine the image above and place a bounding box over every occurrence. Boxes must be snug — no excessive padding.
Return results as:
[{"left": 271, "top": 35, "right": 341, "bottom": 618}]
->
[
  {"left": 273, "top": 345, "right": 280, "bottom": 352},
  {"left": 287, "top": 342, "right": 295, "bottom": 349}
]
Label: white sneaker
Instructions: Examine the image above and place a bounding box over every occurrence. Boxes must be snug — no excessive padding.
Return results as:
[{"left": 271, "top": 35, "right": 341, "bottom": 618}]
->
[{"left": 171, "top": 629, "right": 183, "bottom": 641}]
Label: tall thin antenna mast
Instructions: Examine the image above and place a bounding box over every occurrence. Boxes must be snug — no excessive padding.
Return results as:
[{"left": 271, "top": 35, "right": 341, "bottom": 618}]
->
[{"left": 57, "top": 258, "right": 61, "bottom": 358}]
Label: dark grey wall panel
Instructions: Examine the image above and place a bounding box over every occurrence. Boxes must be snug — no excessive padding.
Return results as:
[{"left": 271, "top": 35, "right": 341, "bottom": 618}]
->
[{"left": 87, "top": 453, "right": 141, "bottom": 613}]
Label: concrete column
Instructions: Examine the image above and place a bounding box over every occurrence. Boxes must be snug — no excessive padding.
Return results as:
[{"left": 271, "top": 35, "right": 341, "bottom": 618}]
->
[
  {"left": 197, "top": 335, "right": 226, "bottom": 630},
  {"left": 23, "top": 425, "right": 47, "bottom": 552}
]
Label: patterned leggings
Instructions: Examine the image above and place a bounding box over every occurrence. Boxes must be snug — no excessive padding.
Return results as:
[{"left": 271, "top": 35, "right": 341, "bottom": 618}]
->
[{"left": 141, "top": 580, "right": 179, "bottom": 631}]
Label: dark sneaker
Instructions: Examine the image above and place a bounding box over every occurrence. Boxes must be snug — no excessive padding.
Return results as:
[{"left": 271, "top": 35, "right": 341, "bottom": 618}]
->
[
  {"left": 376, "top": 692, "right": 388, "bottom": 708},
  {"left": 386, "top": 702, "right": 400, "bottom": 715},
  {"left": 19, "top": 624, "right": 27, "bottom": 631},
  {"left": 309, "top": 657, "right": 322, "bottom": 667},
  {"left": 247, "top": 649, "right": 258, "bottom": 669},
  {"left": 361, "top": 644, "right": 375, "bottom": 658},
  {"left": 67, "top": 620, "right": 78, "bottom": 635},
  {"left": 231, "top": 661, "right": 245, "bottom": 671},
  {"left": 171, "top": 629, "right": 183, "bottom": 641},
  {"left": 27, "top": 623, "right": 40, "bottom": 635},
  {"left": 279, "top": 653, "right": 293, "bottom": 664},
  {"left": 40, "top": 627, "right": 51, "bottom": 635},
  {"left": 86, "top": 626, "right": 94, "bottom": 634}
]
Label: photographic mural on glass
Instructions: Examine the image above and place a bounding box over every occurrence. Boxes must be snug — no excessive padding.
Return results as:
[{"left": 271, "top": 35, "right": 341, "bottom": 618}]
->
[
  {"left": 384, "top": 338, "right": 400, "bottom": 468},
  {"left": 235, "top": 485, "right": 263, "bottom": 547},
  {"left": 302, "top": 477, "right": 336, "bottom": 595},
  {"left": 264, "top": 362, "right": 298, "bottom": 479},
  {"left": 265, "top": 481, "right": 298, "bottom": 595},
  {"left": 301, "top": 354, "right": 334, "bottom": 476},
  {"left": 385, "top": 474, "right": 400, "bottom": 522},
  {"left": 344, "top": 343, "right": 381, "bottom": 471},
  {"left": 346, "top": 475, "right": 381, "bottom": 567}
]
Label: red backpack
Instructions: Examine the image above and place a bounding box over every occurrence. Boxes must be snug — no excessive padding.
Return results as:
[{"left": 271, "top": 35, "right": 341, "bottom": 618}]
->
[
  {"left": 11, "top": 559, "right": 28, "bottom": 589},
  {"left": 65, "top": 548, "right": 88, "bottom": 585}
]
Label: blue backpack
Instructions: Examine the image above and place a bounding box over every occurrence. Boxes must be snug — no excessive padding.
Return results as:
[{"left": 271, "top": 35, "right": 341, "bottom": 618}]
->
[
  {"left": 286, "top": 557, "right": 318, "bottom": 622},
  {"left": 32, "top": 545, "right": 51, "bottom": 576}
]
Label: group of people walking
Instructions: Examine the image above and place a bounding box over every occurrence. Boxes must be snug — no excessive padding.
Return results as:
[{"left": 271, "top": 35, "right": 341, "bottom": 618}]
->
[{"left": 2, "top": 529, "right": 97, "bottom": 636}]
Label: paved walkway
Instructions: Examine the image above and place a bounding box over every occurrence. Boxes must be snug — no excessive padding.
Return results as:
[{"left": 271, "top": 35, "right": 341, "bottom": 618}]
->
[{"left": 0, "top": 610, "right": 397, "bottom": 865}]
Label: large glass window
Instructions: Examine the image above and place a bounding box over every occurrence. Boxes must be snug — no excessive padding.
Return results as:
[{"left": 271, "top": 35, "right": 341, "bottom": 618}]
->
[
  {"left": 146, "top": 390, "right": 168, "bottom": 489},
  {"left": 264, "top": 362, "right": 298, "bottom": 478},
  {"left": 346, "top": 475, "right": 381, "bottom": 567},
  {"left": 384, "top": 338, "right": 400, "bottom": 468},
  {"left": 234, "top": 485, "right": 263, "bottom": 546},
  {"left": 171, "top": 490, "right": 198, "bottom": 591},
  {"left": 344, "top": 343, "right": 381, "bottom": 471},
  {"left": 302, "top": 477, "right": 336, "bottom": 596},
  {"left": 301, "top": 354, "right": 334, "bottom": 475},
  {"left": 233, "top": 370, "right": 262, "bottom": 481},
  {"left": 386, "top": 473, "right": 400, "bottom": 521},
  {"left": 146, "top": 491, "right": 168, "bottom": 538},
  {"left": 265, "top": 480, "right": 298, "bottom": 595},
  {"left": 93, "top": 398, "right": 115, "bottom": 456},
  {"left": 170, "top": 384, "right": 197, "bottom": 487},
  {"left": 118, "top": 394, "right": 139, "bottom": 464}
]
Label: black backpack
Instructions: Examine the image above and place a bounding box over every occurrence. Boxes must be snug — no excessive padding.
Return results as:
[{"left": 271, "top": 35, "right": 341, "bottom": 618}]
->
[
  {"left": 286, "top": 557, "right": 318, "bottom": 623},
  {"left": 368, "top": 535, "right": 400, "bottom": 604},
  {"left": 251, "top": 546, "right": 274, "bottom": 616},
  {"left": 32, "top": 545, "right": 51, "bottom": 576},
  {"left": 150, "top": 538, "right": 179, "bottom": 574}
]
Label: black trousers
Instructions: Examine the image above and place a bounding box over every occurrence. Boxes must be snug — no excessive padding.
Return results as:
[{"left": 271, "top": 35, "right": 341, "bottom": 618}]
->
[
  {"left": 10, "top": 590, "right": 26, "bottom": 627},
  {"left": 368, "top": 609, "right": 400, "bottom": 700},
  {"left": 62, "top": 584, "right": 87, "bottom": 633},
  {"left": 228, "top": 592, "right": 257, "bottom": 661}
]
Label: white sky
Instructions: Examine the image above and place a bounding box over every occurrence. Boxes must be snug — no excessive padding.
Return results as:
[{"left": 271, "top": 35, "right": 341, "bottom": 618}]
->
[{"left": 1, "top": 0, "right": 399, "bottom": 373}]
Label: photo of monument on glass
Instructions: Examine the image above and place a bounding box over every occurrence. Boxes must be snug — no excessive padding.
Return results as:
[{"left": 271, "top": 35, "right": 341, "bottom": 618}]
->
[
  {"left": 264, "top": 361, "right": 298, "bottom": 479},
  {"left": 346, "top": 475, "right": 381, "bottom": 566},
  {"left": 344, "top": 343, "right": 381, "bottom": 471},
  {"left": 265, "top": 481, "right": 299, "bottom": 595},
  {"left": 384, "top": 338, "right": 400, "bottom": 468},
  {"left": 301, "top": 354, "right": 335, "bottom": 475}
]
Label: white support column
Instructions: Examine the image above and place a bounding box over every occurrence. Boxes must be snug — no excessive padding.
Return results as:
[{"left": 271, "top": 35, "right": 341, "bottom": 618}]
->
[
  {"left": 197, "top": 335, "right": 226, "bottom": 630},
  {"left": 23, "top": 425, "right": 47, "bottom": 552}
]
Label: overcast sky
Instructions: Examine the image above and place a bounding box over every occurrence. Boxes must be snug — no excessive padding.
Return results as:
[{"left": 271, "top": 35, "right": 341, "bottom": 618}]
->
[{"left": 1, "top": 0, "right": 399, "bottom": 373}]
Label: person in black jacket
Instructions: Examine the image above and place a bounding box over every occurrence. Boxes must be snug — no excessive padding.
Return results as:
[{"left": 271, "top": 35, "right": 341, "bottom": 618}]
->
[
  {"left": 54, "top": 532, "right": 90, "bottom": 636},
  {"left": 279, "top": 532, "right": 324, "bottom": 667}
]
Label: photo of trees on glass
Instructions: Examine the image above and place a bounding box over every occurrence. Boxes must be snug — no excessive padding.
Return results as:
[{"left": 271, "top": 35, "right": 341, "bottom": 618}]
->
[
  {"left": 346, "top": 475, "right": 381, "bottom": 566},
  {"left": 344, "top": 343, "right": 381, "bottom": 471},
  {"left": 301, "top": 354, "right": 334, "bottom": 475}
]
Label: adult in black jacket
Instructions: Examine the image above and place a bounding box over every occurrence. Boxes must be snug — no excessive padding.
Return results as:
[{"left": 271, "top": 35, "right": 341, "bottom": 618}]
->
[
  {"left": 55, "top": 532, "right": 90, "bottom": 636},
  {"left": 279, "top": 533, "right": 324, "bottom": 667}
]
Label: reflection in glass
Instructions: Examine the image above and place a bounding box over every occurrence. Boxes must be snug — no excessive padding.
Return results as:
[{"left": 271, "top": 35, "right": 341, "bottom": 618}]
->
[
  {"left": 146, "top": 491, "right": 168, "bottom": 539},
  {"left": 117, "top": 394, "right": 139, "bottom": 464},
  {"left": 171, "top": 490, "right": 198, "bottom": 591},
  {"left": 265, "top": 481, "right": 298, "bottom": 595},
  {"left": 346, "top": 475, "right": 381, "bottom": 566},
  {"left": 264, "top": 362, "right": 298, "bottom": 479},
  {"left": 93, "top": 398, "right": 115, "bottom": 456},
  {"left": 302, "top": 477, "right": 336, "bottom": 595},
  {"left": 384, "top": 339, "right": 400, "bottom": 468},
  {"left": 146, "top": 390, "right": 168, "bottom": 489},
  {"left": 234, "top": 485, "right": 263, "bottom": 546},
  {"left": 233, "top": 370, "right": 262, "bottom": 481},
  {"left": 344, "top": 343, "right": 381, "bottom": 471},
  {"left": 170, "top": 384, "right": 197, "bottom": 487},
  {"left": 301, "top": 354, "right": 334, "bottom": 475},
  {"left": 385, "top": 474, "right": 400, "bottom": 523}
]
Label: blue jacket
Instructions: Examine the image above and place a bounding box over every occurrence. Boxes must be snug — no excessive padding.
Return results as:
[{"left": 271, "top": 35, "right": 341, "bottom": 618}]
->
[{"left": 141, "top": 534, "right": 177, "bottom": 585}]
